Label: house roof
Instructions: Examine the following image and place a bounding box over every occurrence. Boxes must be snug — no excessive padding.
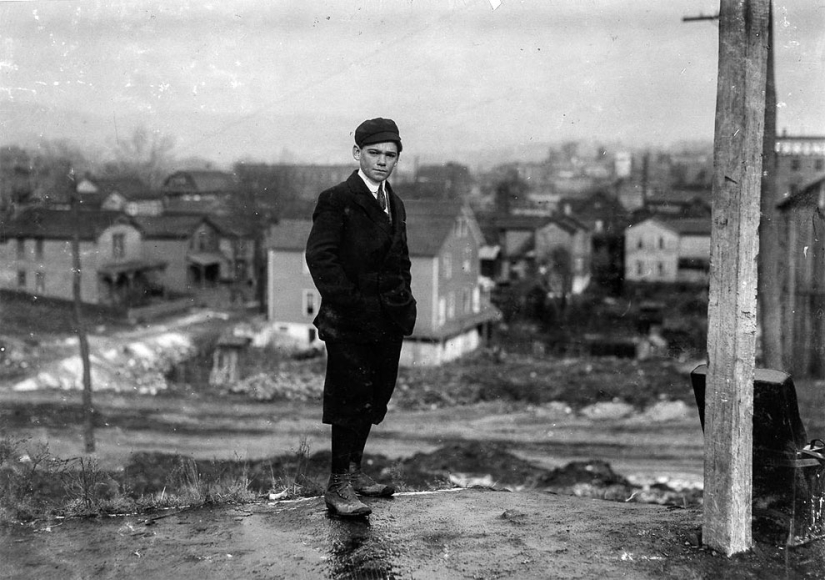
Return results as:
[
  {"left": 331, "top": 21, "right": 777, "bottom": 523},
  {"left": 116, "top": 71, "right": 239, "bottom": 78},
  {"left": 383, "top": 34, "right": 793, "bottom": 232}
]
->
[
  {"left": 163, "top": 170, "right": 239, "bottom": 193},
  {"left": 0, "top": 208, "right": 135, "bottom": 241},
  {"left": 265, "top": 200, "right": 475, "bottom": 258},
  {"left": 267, "top": 219, "right": 313, "bottom": 251},
  {"left": 209, "top": 214, "right": 260, "bottom": 238},
  {"left": 94, "top": 177, "right": 149, "bottom": 197},
  {"left": 629, "top": 217, "right": 711, "bottom": 237},
  {"left": 545, "top": 214, "right": 589, "bottom": 235},
  {"left": 777, "top": 172, "right": 825, "bottom": 210},
  {"left": 131, "top": 214, "right": 209, "bottom": 240},
  {"left": 669, "top": 218, "right": 712, "bottom": 236},
  {"left": 405, "top": 199, "right": 465, "bottom": 257}
]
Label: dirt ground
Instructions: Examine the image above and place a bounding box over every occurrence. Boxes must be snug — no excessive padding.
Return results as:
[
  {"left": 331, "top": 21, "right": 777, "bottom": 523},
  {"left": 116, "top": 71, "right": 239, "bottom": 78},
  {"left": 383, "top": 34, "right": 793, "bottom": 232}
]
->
[
  {"left": 2, "top": 307, "right": 825, "bottom": 578},
  {"left": 1, "top": 389, "right": 824, "bottom": 579},
  {"left": 2, "top": 487, "right": 825, "bottom": 580}
]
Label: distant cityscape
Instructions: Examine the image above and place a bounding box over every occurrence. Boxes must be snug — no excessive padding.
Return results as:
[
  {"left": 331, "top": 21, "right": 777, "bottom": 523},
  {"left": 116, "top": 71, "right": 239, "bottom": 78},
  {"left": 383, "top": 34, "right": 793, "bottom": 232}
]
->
[{"left": 1, "top": 130, "right": 824, "bottom": 370}]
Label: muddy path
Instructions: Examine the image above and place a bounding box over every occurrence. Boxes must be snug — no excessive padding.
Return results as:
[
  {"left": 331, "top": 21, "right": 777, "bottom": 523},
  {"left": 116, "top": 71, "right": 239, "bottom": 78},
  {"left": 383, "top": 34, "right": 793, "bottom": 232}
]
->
[
  {"left": 4, "top": 488, "right": 824, "bottom": 580},
  {"left": 0, "top": 389, "right": 706, "bottom": 490}
]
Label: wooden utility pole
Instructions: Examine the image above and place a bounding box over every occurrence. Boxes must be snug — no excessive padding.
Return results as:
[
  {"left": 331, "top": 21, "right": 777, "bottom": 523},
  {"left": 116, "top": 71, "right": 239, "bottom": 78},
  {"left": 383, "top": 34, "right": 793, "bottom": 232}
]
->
[
  {"left": 757, "top": 3, "right": 782, "bottom": 370},
  {"left": 71, "top": 171, "right": 95, "bottom": 453},
  {"left": 704, "top": 0, "right": 770, "bottom": 555}
]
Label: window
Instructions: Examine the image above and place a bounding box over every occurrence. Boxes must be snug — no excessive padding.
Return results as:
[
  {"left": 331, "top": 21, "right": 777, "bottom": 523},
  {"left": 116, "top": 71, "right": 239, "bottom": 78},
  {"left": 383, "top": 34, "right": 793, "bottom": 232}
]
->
[
  {"left": 791, "top": 159, "right": 801, "bottom": 171},
  {"left": 17, "top": 270, "right": 26, "bottom": 288},
  {"left": 472, "top": 287, "right": 480, "bottom": 313},
  {"left": 657, "top": 262, "right": 665, "bottom": 277},
  {"left": 35, "top": 239, "right": 44, "bottom": 260},
  {"left": 462, "top": 246, "right": 472, "bottom": 273},
  {"left": 462, "top": 288, "right": 471, "bottom": 314},
  {"left": 35, "top": 272, "right": 45, "bottom": 294},
  {"left": 443, "top": 253, "right": 452, "bottom": 279},
  {"left": 194, "top": 228, "right": 213, "bottom": 252},
  {"left": 816, "top": 159, "right": 824, "bottom": 171},
  {"left": 636, "top": 261, "right": 644, "bottom": 276},
  {"left": 16, "top": 239, "right": 24, "bottom": 260},
  {"left": 112, "top": 233, "right": 125, "bottom": 259},
  {"left": 447, "top": 292, "right": 456, "bottom": 319},
  {"left": 637, "top": 237, "right": 643, "bottom": 250},
  {"left": 303, "top": 289, "right": 319, "bottom": 316},
  {"left": 658, "top": 237, "right": 664, "bottom": 250},
  {"left": 437, "top": 297, "right": 446, "bottom": 325}
]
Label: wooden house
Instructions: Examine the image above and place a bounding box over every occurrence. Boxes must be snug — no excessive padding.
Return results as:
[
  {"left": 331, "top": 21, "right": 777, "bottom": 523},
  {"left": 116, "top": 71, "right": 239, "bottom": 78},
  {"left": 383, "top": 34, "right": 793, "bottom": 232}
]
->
[
  {"left": 777, "top": 173, "right": 825, "bottom": 376},
  {"left": 624, "top": 217, "right": 711, "bottom": 284},
  {"left": 0, "top": 207, "right": 165, "bottom": 306},
  {"left": 76, "top": 177, "right": 162, "bottom": 215},
  {"left": 265, "top": 200, "right": 499, "bottom": 366}
]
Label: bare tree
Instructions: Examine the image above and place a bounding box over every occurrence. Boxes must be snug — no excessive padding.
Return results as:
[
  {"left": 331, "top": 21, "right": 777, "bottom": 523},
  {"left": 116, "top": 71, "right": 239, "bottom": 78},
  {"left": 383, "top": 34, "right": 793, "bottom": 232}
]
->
[{"left": 105, "top": 126, "right": 176, "bottom": 188}]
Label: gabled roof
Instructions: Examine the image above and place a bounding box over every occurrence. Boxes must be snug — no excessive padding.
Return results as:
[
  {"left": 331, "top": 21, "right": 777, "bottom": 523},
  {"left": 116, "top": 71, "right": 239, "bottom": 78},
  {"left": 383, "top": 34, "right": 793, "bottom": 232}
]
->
[
  {"left": 93, "top": 177, "right": 149, "bottom": 197},
  {"left": 645, "top": 188, "right": 711, "bottom": 206},
  {"left": 405, "top": 199, "right": 466, "bottom": 257},
  {"left": 131, "top": 214, "right": 210, "bottom": 240},
  {"left": 544, "top": 214, "right": 589, "bottom": 235},
  {"left": 209, "top": 214, "right": 260, "bottom": 238},
  {"left": 163, "top": 170, "right": 239, "bottom": 193},
  {"left": 266, "top": 200, "right": 476, "bottom": 258},
  {"left": 669, "top": 218, "right": 712, "bottom": 236},
  {"left": 0, "top": 208, "right": 136, "bottom": 241},
  {"left": 485, "top": 214, "right": 552, "bottom": 231},
  {"left": 777, "top": 173, "right": 825, "bottom": 211},
  {"left": 628, "top": 216, "right": 711, "bottom": 237},
  {"left": 267, "top": 219, "right": 313, "bottom": 251}
]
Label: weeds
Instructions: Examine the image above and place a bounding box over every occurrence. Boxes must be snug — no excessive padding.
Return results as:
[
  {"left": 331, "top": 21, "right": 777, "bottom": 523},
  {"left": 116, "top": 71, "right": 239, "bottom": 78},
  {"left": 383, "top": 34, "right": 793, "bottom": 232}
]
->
[
  {"left": 0, "top": 433, "right": 68, "bottom": 520},
  {"left": 0, "top": 433, "right": 263, "bottom": 523},
  {"left": 166, "top": 454, "right": 256, "bottom": 506},
  {"left": 269, "top": 436, "right": 323, "bottom": 499}
]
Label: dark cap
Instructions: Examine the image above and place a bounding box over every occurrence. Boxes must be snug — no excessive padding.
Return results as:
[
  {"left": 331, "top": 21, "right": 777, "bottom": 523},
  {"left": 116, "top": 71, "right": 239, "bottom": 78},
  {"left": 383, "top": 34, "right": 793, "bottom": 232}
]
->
[{"left": 354, "top": 118, "right": 402, "bottom": 153}]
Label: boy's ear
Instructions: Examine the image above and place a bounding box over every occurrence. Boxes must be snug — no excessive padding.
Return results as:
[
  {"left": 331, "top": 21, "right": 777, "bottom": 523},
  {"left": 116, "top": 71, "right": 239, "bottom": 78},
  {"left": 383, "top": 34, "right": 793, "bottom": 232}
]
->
[{"left": 352, "top": 145, "right": 361, "bottom": 161}]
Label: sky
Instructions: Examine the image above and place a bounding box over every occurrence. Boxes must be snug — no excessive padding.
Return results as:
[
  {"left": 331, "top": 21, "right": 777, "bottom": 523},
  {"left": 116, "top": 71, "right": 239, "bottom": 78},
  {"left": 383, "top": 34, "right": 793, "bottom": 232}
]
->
[{"left": 1, "top": 0, "right": 823, "bottom": 169}]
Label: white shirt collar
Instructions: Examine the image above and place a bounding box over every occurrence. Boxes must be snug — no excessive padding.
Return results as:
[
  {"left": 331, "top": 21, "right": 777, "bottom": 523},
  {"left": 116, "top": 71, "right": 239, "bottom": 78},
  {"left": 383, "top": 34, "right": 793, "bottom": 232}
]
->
[{"left": 358, "top": 169, "right": 383, "bottom": 196}]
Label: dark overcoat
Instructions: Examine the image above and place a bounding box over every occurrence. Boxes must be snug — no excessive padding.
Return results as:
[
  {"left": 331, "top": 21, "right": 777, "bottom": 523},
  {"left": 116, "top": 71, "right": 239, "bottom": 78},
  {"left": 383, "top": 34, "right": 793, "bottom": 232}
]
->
[{"left": 306, "top": 171, "right": 417, "bottom": 344}]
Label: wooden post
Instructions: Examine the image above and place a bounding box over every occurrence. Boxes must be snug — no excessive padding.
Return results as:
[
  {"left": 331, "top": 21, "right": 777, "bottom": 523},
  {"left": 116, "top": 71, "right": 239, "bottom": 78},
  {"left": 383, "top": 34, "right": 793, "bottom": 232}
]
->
[
  {"left": 704, "top": 0, "right": 769, "bottom": 555},
  {"left": 757, "top": 3, "right": 782, "bottom": 370},
  {"left": 71, "top": 172, "right": 95, "bottom": 453}
]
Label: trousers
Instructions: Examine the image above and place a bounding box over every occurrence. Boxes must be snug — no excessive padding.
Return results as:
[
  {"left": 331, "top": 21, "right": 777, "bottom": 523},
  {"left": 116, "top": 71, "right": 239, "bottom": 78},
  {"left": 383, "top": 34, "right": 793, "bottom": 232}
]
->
[{"left": 322, "top": 339, "right": 403, "bottom": 427}]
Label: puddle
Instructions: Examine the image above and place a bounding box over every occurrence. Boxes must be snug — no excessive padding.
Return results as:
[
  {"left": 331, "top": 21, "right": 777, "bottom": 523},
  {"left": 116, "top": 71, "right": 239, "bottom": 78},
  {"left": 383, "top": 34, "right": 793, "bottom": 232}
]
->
[{"left": 325, "top": 511, "right": 405, "bottom": 579}]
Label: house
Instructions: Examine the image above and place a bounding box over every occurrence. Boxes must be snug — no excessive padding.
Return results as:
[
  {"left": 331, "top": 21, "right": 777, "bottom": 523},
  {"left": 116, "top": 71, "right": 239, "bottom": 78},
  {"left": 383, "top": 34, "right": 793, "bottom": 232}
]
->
[
  {"left": 75, "top": 177, "right": 162, "bottom": 215},
  {"left": 265, "top": 200, "right": 499, "bottom": 366},
  {"left": 624, "top": 217, "right": 711, "bottom": 284},
  {"left": 774, "top": 133, "right": 825, "bottom": 202},
  {"left": 638, "top": 188, "right": 712, "bottom": 219},
  {"left": 0, "top": 207, "right": 166, "bottom": 306},
  {"left": 477, "top": 214, "right": 552, "bottom": 281},
  {"left": 161, "top": 169, "right": 240, "bottom": 214},
  {"left": 0, "top": 207, "right": 258, "bottom": 310},
  {"left": 135, "top": 213, "right": 258, "bottom": 307},
  {"left": 265, "top": 219, "right": 320, "bottom": 344},
  {"left": 557, "top": 190, "right": 628, "bottom": 294},
  {"left": 534, "top": 214, "right": 591, "bottom": 295},
  {"left": 777, "top": 173, "right": 825, "bottom": 376}
]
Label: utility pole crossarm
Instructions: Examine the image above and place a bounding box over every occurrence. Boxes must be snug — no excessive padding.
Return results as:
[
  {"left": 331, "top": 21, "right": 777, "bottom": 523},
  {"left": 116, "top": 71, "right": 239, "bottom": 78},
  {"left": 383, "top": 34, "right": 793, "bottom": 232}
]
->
[{"left": 682, "top": 13, "right": 720, "bottom": 22}]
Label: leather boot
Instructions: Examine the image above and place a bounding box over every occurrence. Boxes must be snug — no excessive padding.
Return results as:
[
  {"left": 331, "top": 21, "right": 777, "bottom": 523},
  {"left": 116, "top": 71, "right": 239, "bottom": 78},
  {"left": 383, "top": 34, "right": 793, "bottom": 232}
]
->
[
  {"left": 324, "top": 473, "right": 372, "bottom": 516},
  {"left": 350, "top": 463, "right": 395, "bottom": 497}
]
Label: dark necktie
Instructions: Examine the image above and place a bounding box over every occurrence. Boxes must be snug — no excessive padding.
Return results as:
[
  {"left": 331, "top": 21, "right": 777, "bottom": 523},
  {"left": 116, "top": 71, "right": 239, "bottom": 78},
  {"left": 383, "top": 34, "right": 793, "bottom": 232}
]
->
[{"left": 378, "top": 185, "right": 391, "bottom": 223}]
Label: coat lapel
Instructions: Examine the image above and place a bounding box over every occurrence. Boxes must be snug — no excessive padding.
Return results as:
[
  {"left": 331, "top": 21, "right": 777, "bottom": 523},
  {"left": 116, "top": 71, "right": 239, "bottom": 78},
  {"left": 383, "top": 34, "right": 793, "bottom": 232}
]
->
[{"left": 347, "top": 171, "right": 393, "bottom": 236}]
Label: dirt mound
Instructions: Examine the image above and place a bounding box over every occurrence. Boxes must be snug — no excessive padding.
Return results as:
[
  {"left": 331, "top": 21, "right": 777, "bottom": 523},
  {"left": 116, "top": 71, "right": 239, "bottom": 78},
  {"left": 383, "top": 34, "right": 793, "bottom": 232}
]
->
[{"left": 120, "top": 440, "right": 699, "bottom": 510}]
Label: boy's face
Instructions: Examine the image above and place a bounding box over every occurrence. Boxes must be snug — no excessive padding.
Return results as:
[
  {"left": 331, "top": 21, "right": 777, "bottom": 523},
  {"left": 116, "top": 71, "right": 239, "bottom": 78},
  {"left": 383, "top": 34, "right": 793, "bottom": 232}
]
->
[{"left": 353, "top": 141, "right": 399, "bottom": 183}]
